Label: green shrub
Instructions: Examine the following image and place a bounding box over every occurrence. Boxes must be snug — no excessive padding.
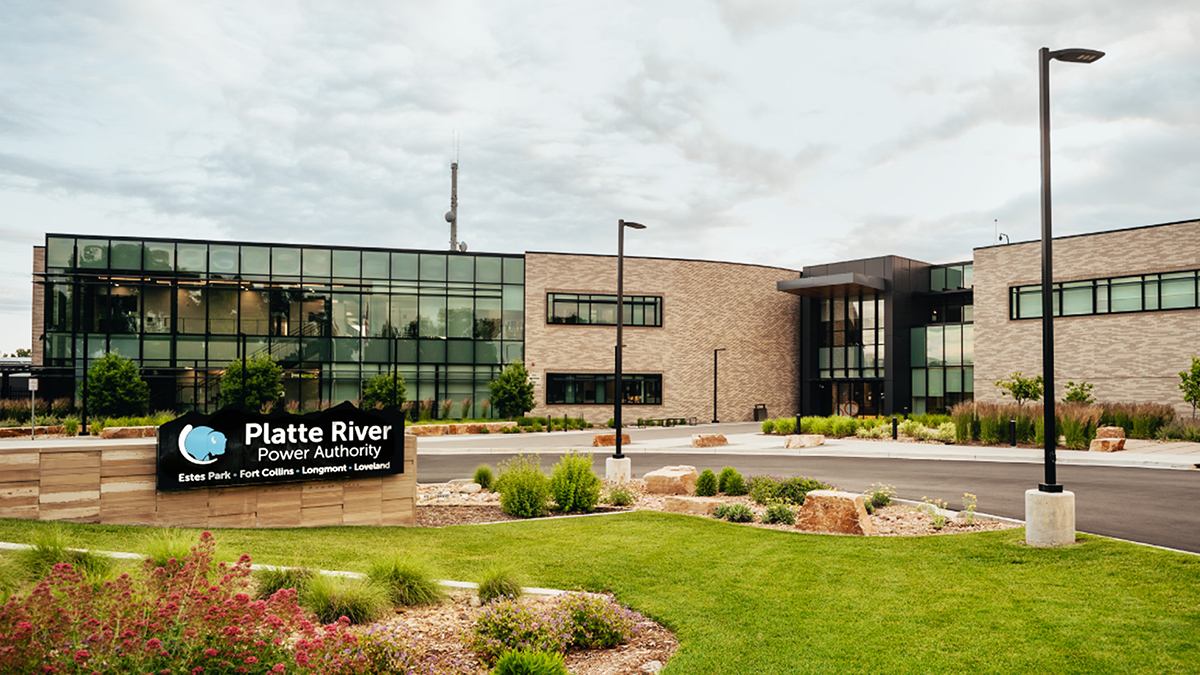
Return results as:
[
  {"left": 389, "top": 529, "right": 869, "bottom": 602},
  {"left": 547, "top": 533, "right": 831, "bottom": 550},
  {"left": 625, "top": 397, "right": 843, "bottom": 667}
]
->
[
  {"left": 855, "top": 424, "right": 890, "bottom": 439},
  {"left": 936, "top": 421, "right": 955, "bottom": 443},
  {"left": 474, "top": 464, "right": 495, "bottom": 491},
  {"left": 62, "top": 416, "right": 79, "bottom": 436},
  {"left": 762, "top": 503, "right": 795, "bottom": 525},
  {"left": 714, "top": 503, "right": 753, "bottom": 523},
  {"left": 83, "top": 352, "right": 150, "bottom": 417},
  {"left": 359, "top": 372, "right": 407, "bottom": 410},
  {"left": 549, "top": 451, "right": 601, "bottom": 513},
  {"left": 489, "top": 360, "right": 535, "bottom": 419},
  {"left": 747, "top": 475, "right": 830, "bottom": 505},
  {"left": 773, "top": 417, "right": 797, "bottom": 435},
  {"left": 301, "top": 573, "right": 390, "bottom": 624},
  {"left": 830, "top": 416, "right": 858, "bottom": 437},
  {"left": 220, "top": 353, "right": 284, "bottom": 411},
  {"left": 254, "top": 565, "right": 315, "bottom": 600},
  {"left": 478, "top": 567, "right": 524, "bottom": 604},
  {"left": 605, "top": 484, "right": 634, "bottom": 507},
  {"left": 717, "top": 467, "right": 747, "bottom": 496},
  {"left": 496, "top": 454, "right": 551, "bottom": 518},
  {"left": 16, "top": 527, "right": 112, "bottom": 582},
  {"left": 492, "top": 649, "right": 569, "bottom": 675},
  {"left": 761, "top": 418, "right": 776, "bottom": 434},
  {"left": 867, "top": 482, "right": 896, "bottom": 509},
  {"left": 367, "top": 555, "right": 445, "bottom": 607},
  {"left": 695, "top": 469, "right": 718, "bottom": 497},
  {"left": 1157, "top": 419, "right": 1200, "bottom": 442}
]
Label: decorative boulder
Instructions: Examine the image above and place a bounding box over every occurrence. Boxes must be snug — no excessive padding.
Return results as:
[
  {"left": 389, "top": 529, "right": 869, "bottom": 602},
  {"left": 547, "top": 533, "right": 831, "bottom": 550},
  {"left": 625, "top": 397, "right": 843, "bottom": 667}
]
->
[
  {"left": 592, "top": 433, "right": 632, "bottom": 447},
  {"left": 1089, "top": 426, "right": 1127, "bottom": 452},
  {"left": 662, "top": 496, "right": 721, "bottom": 516},
  {"left": 691, "top": 434, "right": 728, "bottom": 448},
  {"left": 794, "top": 489, "right": 873, "bottom": 535},
  {"left": 785, "top": 434, "right": 826, "bottom": 449},
  {"left": 406, "top": 425, "right": 446, "bottom": 437},
  {"left": 644, "top": 465, "right": 698, "bottom": 495}
]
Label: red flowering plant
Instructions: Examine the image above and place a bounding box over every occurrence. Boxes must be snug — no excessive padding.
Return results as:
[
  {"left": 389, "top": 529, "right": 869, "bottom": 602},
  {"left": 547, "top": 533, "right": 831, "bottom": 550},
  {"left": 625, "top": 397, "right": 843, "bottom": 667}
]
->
[{"left": 0, "top": 531, "right": 372, "bottom": 674}]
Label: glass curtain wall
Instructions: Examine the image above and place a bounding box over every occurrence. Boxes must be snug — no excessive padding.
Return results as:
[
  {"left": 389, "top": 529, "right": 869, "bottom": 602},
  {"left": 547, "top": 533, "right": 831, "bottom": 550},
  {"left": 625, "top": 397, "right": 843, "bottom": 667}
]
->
[
  {"left": 816, "top": 292, "right": 885, "bottom": 416},
  {"left": 41, "top": 235, "right": 525, "bottom": 415}
]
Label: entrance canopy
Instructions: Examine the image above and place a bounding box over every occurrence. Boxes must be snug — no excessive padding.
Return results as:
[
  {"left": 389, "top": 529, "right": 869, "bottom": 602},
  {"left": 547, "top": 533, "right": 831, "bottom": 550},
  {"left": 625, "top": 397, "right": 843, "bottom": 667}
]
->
[{"left": 776, "top": 272, "right": 888, "bottom": 298}]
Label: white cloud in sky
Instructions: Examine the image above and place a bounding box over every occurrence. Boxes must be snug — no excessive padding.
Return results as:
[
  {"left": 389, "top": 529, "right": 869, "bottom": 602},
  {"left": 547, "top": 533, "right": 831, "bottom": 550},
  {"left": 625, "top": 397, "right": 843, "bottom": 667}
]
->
[{"left": 1, "top": 0, "right": 1199, "bottom": 351}]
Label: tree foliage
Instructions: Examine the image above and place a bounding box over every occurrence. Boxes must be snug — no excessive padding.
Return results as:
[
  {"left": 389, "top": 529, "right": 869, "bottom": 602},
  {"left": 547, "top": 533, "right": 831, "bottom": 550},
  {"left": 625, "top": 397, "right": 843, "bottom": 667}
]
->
[
  {"left": 1063, "top": 380, "right": 1095, "bottom": 404},
  {"left": 1180, "top": 355, "right": 1200, "bottom": 420},
  {"left": 83, "top": 352, "right": 150, "bottom": 417},
  {"left": 488, "top": 360, "right": 535, "bottom": 419},
  {"left": 994, "top": 371, "right": 1043, "bottom": 406},
  {"left": 360, "top": 372, "right": 407, "bottom": 410},
  {"left": 220, "top": 354, "right": 283, "bottom": 411}
]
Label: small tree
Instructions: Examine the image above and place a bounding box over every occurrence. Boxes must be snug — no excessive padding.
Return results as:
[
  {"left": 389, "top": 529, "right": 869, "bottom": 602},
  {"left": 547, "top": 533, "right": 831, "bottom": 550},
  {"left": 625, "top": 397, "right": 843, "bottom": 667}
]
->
[
  {"left": 1180, "top": 355, "right": 1200, "bottom": 420},
  {"left": 488, "top": 360, "right": 535, "bottom": 419},
  {"left": 220, "top": 354, "right": 283, "bottom": 411},
  {"left": 1063, "top": 380, "right": 1095, "bottom": 404},
  {"left": 994, "top": 371, "right": 1043, "bottom": 406},
  {"left": 360, "top": 372, "right": 407, "bottom": 410},
  {"left": 82, "top": 352, "right": 150, "bottom": 417}
]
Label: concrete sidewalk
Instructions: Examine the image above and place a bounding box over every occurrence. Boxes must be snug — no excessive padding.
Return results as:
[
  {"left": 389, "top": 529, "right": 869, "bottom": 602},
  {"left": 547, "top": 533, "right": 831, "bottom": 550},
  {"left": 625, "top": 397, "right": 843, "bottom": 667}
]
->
[{"left": 414, "top": 428, "right": 1200, "bottom": 470}]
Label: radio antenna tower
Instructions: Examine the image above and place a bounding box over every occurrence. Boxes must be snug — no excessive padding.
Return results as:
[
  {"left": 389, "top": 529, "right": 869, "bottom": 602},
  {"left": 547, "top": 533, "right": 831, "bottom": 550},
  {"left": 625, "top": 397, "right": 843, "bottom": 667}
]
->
[{"left": 445, "top": 134, "right": 462, "bottom": 251}]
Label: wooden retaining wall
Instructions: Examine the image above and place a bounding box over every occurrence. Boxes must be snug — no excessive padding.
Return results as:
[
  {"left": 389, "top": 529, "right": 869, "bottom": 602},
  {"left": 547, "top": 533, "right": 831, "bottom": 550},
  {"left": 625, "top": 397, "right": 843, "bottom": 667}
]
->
[{"left": 0, "top": 436, "right": 416, "bottom": 528}]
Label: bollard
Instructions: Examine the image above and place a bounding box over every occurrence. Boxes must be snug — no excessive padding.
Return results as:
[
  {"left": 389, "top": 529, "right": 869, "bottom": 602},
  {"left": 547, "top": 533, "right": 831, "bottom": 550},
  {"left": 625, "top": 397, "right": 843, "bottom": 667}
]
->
[
  {"left": 1009, "top": 419, "right": 1017, "bottom": 446},
  {"left": 892, "top": 416, "right": 899, "bottom": 440},
  {"left": 795, "top": 413, "right": 802, "bottom": 436}
]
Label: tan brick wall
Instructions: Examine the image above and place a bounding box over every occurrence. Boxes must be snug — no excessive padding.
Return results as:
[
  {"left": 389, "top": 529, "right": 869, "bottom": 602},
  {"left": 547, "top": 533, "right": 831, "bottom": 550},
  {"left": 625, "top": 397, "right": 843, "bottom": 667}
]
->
[
  {"left": 0, "top": 435, "right": 417, "bottom": 527},
  {"left": 974, "top": 220, "right": 1200, "bottom": 415},
  {"left": 524, "top": 253, "right": 801, "bottom": 425},
  {"left": 32, "top": 246, "right": 45, "bottom": 366}
]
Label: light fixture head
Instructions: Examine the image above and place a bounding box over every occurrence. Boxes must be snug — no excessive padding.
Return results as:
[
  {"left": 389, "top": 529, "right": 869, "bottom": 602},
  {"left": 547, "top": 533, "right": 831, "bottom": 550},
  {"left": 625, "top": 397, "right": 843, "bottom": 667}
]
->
[
  {"left": 1049, "top": 48, "right": 1105, "bottom": 63},
  {"left": 620, "top": 219, "right": 647, "bottom": 229}
]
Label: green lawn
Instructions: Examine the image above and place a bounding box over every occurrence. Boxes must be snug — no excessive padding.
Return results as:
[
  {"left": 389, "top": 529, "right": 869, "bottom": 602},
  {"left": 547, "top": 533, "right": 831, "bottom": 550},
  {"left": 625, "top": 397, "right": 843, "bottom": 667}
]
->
[{"left": 2, "top": 513, "right": 1198, "bottom": 674}]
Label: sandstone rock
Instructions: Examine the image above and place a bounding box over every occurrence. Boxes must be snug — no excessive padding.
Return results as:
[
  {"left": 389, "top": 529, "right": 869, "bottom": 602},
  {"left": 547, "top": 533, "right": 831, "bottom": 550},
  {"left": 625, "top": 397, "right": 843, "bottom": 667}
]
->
[
  {"left": 691, "top": 433, "right": 728, "bottom": 448},
  {"left": 1096, "top": 426, "right": 1126, "bottom": 439},
  {"left": 785, "top": 434, "right": 825, "bottom": 449},
  {"left": 642, "top": 661, "right": 664, "bottom": 674},
  {"left": 457, "top": 483, "right": 482, "bottom": 494},
  {"left": 99, "top": 426, "right": 157, "bottom": 439},
  {"left": 643, "top": 465, "right": 698, "bottom": 495},
  {"left": 662, "top": 496, "right": 721, "bottom": 516},
  {"left": 1089, "top": 438, "right": 1126, "bottom": 452},
  {"left": 794, "top": 489, "right": 873, "bottom": 535},
  {"left": 592, "top": 433, "right": 631, "bottom": 447},
  {"left": 406, "top": 425, "right": 446, "bottom": 437}
]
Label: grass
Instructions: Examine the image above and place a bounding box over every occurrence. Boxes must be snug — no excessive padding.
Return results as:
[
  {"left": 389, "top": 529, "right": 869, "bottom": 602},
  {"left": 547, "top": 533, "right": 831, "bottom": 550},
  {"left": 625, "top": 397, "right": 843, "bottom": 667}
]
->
[
  {"left": 0, "top": 514, "right": 1198, "bottom": 674},
  {"left": 366, "top": 554, "right": 446, "bottom": 606},
  {"left": 301, "top": 573, "right": 391, "bottom": 625}
]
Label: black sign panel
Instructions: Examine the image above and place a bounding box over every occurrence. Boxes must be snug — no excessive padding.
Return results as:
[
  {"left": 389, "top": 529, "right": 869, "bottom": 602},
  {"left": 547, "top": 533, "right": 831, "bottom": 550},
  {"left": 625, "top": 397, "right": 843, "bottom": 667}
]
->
[{"left": 157, "top": 403, "right": 405, "bottom": 492}]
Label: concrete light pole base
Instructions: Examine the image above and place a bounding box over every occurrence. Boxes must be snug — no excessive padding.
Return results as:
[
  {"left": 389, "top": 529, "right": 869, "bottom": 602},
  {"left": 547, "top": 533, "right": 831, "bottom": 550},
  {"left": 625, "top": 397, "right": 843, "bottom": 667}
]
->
[
  {"left": 606, "top": 457, "right": 631, "bottom": 483},
  {"left": 1025, "top": 488, "right": 1076, "bottom": 547}
]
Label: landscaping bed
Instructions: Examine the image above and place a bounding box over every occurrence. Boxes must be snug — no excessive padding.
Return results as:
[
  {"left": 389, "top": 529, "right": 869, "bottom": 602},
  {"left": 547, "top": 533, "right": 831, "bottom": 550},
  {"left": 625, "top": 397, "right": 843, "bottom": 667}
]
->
[{"left": 417, "top": 481, "right": 1019, "bottom": 536}]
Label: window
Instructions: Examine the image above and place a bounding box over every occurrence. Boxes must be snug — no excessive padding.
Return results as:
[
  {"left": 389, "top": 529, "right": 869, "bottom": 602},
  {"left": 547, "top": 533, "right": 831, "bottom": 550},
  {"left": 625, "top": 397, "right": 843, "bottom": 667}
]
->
[
  {"left": 546, "top": 293, "right": 663, "bottom": 327},
  {"left": 1009, "top": 269, "right": 1199, "bottom": 319},
  {"left": 546, "top": 373, "right": 662, "bottom": 405}
]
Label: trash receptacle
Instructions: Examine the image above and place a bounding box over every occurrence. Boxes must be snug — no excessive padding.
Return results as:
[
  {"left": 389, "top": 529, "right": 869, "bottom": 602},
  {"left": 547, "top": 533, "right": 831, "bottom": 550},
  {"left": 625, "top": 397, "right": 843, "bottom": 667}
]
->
[{"left": 753, "top": 404, "right": 768, "bottom": 421}]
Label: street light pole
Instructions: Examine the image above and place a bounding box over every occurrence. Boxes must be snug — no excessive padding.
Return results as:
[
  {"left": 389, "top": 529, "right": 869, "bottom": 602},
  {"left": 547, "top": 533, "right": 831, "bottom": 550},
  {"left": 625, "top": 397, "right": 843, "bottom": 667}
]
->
[
  {"left": 1029, "top": 45, "right": 1103, "bottom": 547},
  {"left": 611, "top": 219, "right": 645, "bottom": 477},
  {"left": 1038, "top": 46, "right": 1104, "bottom": 493},
  {"left": 712, "top": 348, "right": 726, "bottom": 423}
]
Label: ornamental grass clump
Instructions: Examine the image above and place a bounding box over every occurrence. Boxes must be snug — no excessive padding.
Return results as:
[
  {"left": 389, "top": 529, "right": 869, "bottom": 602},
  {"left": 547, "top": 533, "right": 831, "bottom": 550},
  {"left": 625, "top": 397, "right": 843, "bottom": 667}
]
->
[
  {"left": 254, "top": 565, "right": 315, "bottom": 600},
  {"left": 301, "top": 573, "right": 390, "bottom": 625},
  {"left": 549, "top": 451, "right": 601, "bottom": 513},
  {"left": 14, "top": 526, "right": 112, "bottom": 582},
  {"left": 473, "top": 464, "right": 495, "bottom": 491},
  {"left": 367, "top": 555, "right": 445, "bottom": 607},
  {"left": 694, "top": 469, "right": 718, "bottom": 497},
  {"left": 140, "top": 528, "right": 197, "bottom": 571},
  {"left": 496, "top": 454, "right": 551, "bottom": 518},
  {"left": 478, "top": 567, "right": 524, "bottom": 604}
]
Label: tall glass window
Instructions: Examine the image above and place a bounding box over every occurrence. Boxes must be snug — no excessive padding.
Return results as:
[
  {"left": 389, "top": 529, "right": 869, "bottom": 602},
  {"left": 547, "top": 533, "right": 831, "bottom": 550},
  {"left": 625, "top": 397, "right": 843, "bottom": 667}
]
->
[{"left": 1010, "top": 269, "right": 1200, "bottom": 319}]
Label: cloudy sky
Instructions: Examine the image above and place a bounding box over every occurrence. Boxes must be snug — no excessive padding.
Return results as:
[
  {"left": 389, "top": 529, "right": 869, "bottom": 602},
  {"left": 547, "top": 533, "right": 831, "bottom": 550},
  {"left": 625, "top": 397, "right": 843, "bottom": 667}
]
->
[{"left": 2, "top": 0, "right": 1199, "bottom": 353}]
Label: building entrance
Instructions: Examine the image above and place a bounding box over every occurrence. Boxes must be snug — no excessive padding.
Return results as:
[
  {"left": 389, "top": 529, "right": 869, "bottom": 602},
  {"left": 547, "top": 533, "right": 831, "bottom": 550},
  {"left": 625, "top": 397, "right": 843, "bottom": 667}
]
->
[{"left": 819, "top": 380, "right": 883, "bottom": 417}]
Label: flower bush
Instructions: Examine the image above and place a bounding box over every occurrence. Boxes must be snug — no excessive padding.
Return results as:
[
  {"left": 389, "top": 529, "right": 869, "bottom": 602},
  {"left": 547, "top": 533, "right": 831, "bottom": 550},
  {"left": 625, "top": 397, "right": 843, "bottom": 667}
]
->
[
  {"left": 0, "top": 531, "right": 376, "bottom": 674},
  {"left": 470, "top": 593, "right": 643, "bottom": 665}
]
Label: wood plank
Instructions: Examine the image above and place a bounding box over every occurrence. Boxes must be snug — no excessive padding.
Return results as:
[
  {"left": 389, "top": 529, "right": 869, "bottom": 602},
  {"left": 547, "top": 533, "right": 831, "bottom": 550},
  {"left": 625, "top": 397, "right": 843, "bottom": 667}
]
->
[
  {"left": 155, "top": 490, "right": 210, "bottom": 527},
  {"left": 1, "top": 504, "right": 38, "bottom": 519},
  {"left": 381, "top": 498, "right": 414, "bottom": 526},
  {"left": 299, "top": 504, "right": 343, "bottom": 527},
  {"left": 301, "top": 483, "right": 343, "bottom": 508},
  {"left": 39, "top": 505, "right": 100, "bottom": 522},
  {"left": 41, "top": 452, "right": 101, "bottom": 473},
  {"left": 208, "top": 488, "right": 257, "bottom": 517},
  {"left": 39, "top": 473, "right": 101, "bottom": 489},
  {"left": 208, "top": 513, "right": 257, "bottom": 528}
]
